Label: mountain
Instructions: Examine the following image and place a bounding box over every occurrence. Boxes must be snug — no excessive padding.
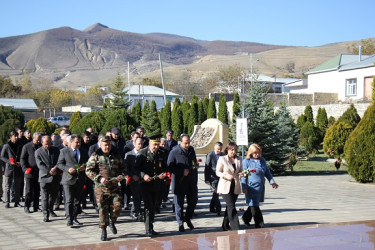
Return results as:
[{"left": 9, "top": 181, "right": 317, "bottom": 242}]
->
[{"left": 0, "top": 23, "right": 357, "bottom": 89}]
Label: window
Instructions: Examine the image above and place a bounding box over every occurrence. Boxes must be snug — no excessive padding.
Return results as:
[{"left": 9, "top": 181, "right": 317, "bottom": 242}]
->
[{"left": 346, "top": 78, "right": 357, "bottom": 96}]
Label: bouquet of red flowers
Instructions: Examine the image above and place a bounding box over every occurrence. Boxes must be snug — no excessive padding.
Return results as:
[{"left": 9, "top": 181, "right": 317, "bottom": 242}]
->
[
  {"left": 242, "top": 168, "right": 256, "bottom": 177},
  {"left": 9, "top": 157, "right": 15, "bottom": 164}
]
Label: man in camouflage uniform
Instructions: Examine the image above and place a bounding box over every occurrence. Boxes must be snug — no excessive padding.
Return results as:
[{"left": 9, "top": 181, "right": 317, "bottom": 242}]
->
[{"left": 86, "top": 136, "right": 126, "bottom": 241}]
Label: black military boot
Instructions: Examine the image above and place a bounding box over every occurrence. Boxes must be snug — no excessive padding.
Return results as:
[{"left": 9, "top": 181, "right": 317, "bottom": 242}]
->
[
  {"left": 101, "top": 228, "right": 107, "bottom": 241},
  {"left": 109, "top": 221, "right": 117, "bottom": 234}
]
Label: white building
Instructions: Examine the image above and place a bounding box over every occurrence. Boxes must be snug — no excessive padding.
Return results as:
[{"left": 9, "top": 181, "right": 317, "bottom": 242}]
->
[{"left": 305, "top": 54, "right": 375, "bottom": 102}]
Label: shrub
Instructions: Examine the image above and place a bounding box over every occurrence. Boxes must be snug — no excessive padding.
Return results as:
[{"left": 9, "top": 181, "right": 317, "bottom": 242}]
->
[
  {"left": 344, "top": 103, "right": 375, "bottom": 182},
  {"left": 299, "top": 121, "right": 320, "bottom": 154},
  {"left": 69, "top": 111, "right": 82, "bottom": 132},
  {"left": 323, "top": 121, "right": 352, "bottom": 157}
]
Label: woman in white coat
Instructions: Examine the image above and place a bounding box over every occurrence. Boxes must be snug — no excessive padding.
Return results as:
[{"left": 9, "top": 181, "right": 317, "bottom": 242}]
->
[{"left": 216, "top": 142, "right": 243, "bottom": 231}]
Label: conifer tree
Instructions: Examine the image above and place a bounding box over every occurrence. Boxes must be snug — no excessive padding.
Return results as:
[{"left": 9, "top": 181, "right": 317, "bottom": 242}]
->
[
  {"left": 304, "top": 105, "right": 314, "bottom": 125},
  {"left": 71, "top": 111, "right": 106, "bottom": 135},
  {"left": 218, "top": 93, "right": 229, "bottom": 124},
  {"left": 232, "top": 92, "right": 241, "bottom": 123},
  {"left": 202, "top": 97, "right": 209, "bottom": 119},
  {"left": 103, "top": 72, "right": 129, "bottom": 111},
  {"left": 0, "top": 119, "right": 22, "bottom": 145},
  {"left": 140, "top": 100, "right": 161, "bottom": 136},
  {"left": 299, "top": 121, "right": 320, "bottom": 154},
  {"left": 207, "top": 97, "right": 216, "bottom": 119},
  {"left": 344, "top": 103, "right": 375, "bottom": 182},
  {"left": 198, "top": 100, "right": 205, "bottom": 124},
  {"left": 337, "top": 103, "right": 361, "bottom": 128},
  {"left": 323, "top": 121, "right": 352, "bottom": 157},
  {"left": 328, "top": 116, "right": 336, "bottom": 128},
  {"left": 69, "top": 111, "right": 82, "bottom": 132},
  {"left": 172, "top": 106, "right": 183, "bottom": 141},
  {"left": 316, "top": 107, "right": 328, "bottom": 143},
  {"left": 243, "top": 84, "right": 287, "bottom": 174},
  {"left": 296, "top": 114, "right": 307, "bottom": 129},
  {"left": 181, "top": 100, "right": 191, "bottom": 133},
  {"left": 101, "top": 108, "right": 135, "bottom": 140},
  {"left": 161, "top": 99, "right": 172, "bottom": 133},
  {"left": 31, "top": 117, "right": 53, "bottom": 135},
  {"left": 188, "top": 97, "right": 199, "bottom": 135},
  {"left": 131, "top": 101, "right": 142, "bottom": 126}
]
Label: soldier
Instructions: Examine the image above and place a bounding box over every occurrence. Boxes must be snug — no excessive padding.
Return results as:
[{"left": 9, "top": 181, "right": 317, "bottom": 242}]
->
[
  {"left": 167, "top": 133, "right": 198, "bottom": 232},
  {"left": 136, "top": 134, "right": 167, "bottom": 236},
  {"left": 86, "top": 135, "right": 126, "bottom": 241}
]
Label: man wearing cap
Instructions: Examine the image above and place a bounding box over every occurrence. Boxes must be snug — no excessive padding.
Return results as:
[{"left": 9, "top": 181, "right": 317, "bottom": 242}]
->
[
  {"left": 136, "top": 133, "right": 167, "bottom": 236},
  {"left": 167, "top": 133, "right": 198, "bottom": 232},
  {"left": 110, "top": 127, "right": 126, "bottom": 159},
  {"left": 86, "top": 135, "right": 127, "bottom": 241}
]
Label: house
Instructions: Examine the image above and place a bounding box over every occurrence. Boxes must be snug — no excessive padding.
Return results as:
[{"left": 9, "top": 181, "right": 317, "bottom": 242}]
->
[
  {"left": 104, "top": 85, "right": 183, "bottom": 110},
  {"left": 249, "top": 74, "right": 300, "bottom": 93},
  {"left": 0, "top": 98, "right": 38, "bottom": 112},
  {"left": 305, "top": 54, "right": 375, "bottom": 102}
]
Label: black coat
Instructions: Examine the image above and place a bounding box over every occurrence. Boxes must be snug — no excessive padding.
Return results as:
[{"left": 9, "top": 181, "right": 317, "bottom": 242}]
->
[
  {"left": 167, "top": 145, "right": 197, "bottom": 195},
  {"left": 204, "top": 150, "right": 222, "bottom": 183},
  {"left": 124, "top": 149, "right": 141, "bottom": 178},
  {"left": 57, "top": 147, "right": 89, "bottom": 185},
  {"left": 1, "top": 141, "right": 23, "bottom": 177},
  {"left": 111, "top": 138, "right": 126, "bottom": 159},
  {"left": 20, "top": 141, "right": 41, "bottom": 179}
]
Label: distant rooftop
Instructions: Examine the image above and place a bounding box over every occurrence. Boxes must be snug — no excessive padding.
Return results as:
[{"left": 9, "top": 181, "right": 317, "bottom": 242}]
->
[
  {"left": 306, "top": 54, "right": 373, "bottom": 74},
  {"left": 122, "top": 85, "right": 180, "bottom": 96},
  {"left": 0, "top": 98, "right": 38, "bottom": 111}
]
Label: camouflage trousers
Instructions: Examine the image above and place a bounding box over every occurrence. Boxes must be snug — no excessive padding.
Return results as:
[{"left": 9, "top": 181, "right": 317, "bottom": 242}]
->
[{"left": 95, "top": 187, "right": 122, "bottom": 228}]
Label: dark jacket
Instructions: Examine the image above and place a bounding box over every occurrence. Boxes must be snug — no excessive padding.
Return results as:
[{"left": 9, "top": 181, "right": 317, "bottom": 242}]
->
[
  {"left": 167, "top": 144, "right": 197, "bottom": 195},
  {"left": 88, "top": 143, "right": 100, "bottom": 159},
  {"left": 1, "top": 141, "right": 23, "bottom": 177},
  {"left": 165, "top": 139, "right": 178, "bottom": 152},
  {"left": 123, "top": 140, "right": 134, "bottom": 155},
  {"left": 111, "top": 138, "right": 126, "bottom": 159},
  {"left": 137, "top": 147, "right": 167, "bottom": 191},
  {"left": 20, "top": 141, "right": 41, "bottom": 179},
  {"left": 57, "top": 147, "right": 89, "bottom": 185},
  {"left": 35, "top": 146, "right": 60, "bottom": 183},
  {"left": 124, "top": 149, "right": 141, "bottom": 178},
  {"left": 204, "top": 150, "right": 223, "bottom": 183}
]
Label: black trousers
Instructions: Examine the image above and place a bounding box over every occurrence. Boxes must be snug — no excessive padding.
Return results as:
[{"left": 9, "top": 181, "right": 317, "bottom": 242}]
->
[
  {"left": 221, "top": 180, "right": 239, "bottom": 230},
  {"left": 130, "top": 182, "right": 142, "bottom": 216},
  {"left": 209, "top": 180, "right": 221, "bottom": 213},
  {"left": 242, "top": 206, "right": 264, "bottom": 228},
  {"left": 142, "top": 188, "right": 159, "bottom": 232},
  {"left": 121, "top": 180, "right": 131, "bottom": 208},
  {"left": 24, "top": 177, "right": 40, "bottom": 209},
  {"left": 63, "top": 182, "right": 82, "bottom": 221},
  {"left": 40, "top": 181, "right": 59, "bottom": 216}
]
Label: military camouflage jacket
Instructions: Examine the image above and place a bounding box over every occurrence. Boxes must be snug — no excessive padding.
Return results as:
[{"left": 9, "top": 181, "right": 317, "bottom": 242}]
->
[{"left": 86, "top": 148, "right": 126, "bottom": 191}]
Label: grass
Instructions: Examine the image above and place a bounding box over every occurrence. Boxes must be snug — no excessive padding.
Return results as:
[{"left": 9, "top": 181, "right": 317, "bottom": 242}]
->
[{"left": 283, "top": 151, "right": 348, "bottom": 176}]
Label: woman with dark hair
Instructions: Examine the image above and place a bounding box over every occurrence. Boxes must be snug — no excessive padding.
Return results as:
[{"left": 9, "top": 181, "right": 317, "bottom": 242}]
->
[
  {"left": 216, "top": 142, "right": 243, "bottom": 231},
  {"left": 241, "top": 143, "right": 278, "bottom": 228}
]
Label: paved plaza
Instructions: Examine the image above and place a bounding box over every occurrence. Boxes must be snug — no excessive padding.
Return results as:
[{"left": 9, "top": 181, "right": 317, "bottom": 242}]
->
[{"left": 0, "top": 170, "right": 374, "bottom": 249}]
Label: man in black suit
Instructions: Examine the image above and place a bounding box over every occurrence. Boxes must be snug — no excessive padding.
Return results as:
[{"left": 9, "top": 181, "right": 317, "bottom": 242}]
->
[
  {"left": 124, "top": 137, "right": 143, "bottom": 221},
  {"left": 124, "top": 131, "right": 140, "bottom": 155},
  {"left": 57, "top": 134, "right": 88, "bottom": 227},
  {"left": 20, "top": 132, "right": 41, "bottom": 213},
  {"left": 165, "top": 129, "right": 178, "bottom": 152},
  {"left": 110, "top": 127, "right": 126, "bottom": 159},
  {"left": 35, "top": 135, "right": 60, "bottom": 222},
  {"left": 136, "top": 126, "right": 149, "bottom": 148},
  {"left": 204, "top": 142, "right": 223, "bottom": 215},
  {"left": 1, "top": 131, "right": 23, "bottom": 208},
  {"left": 136, "top": 134, "right": 167, "bottom": 236},
  {"left": 167, "top": 134, "right": 198, "bottom": 232}
]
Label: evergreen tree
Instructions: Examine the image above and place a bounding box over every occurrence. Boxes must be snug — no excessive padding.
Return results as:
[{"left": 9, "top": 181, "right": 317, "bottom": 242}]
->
[
  {"left": 323, "top": 121, "right": 352, "bottom": 157},
  {"left": 207, "top": 97, "right": 216, "bottom": 119},
  {"left": 69, "top": 111, "right": 82, "bottom": 131},
  {"left": 218, "top": 93, "right": 229, "bottom": 124},
  {"left": 172, "top": 97, "right": 181, "bottom": 112},
  {"left": 131, "top": 101, "right": 142, "bottom": 126},
  {"left": 232, "top": 92, "right": 241, "bottom": 123},
  {"left": 172, "top": 106, "right": 183, "bottom": 141},
  {"left": 197, "top": 100, "right": 205, "bottom": 124},
  {"left": 328, "top": 116, "right": 336, "bottom": 128},
  {"left": 243, "top": 84, "right": 286, "bottom": 174},
  {"left": 0, "top": 119, "right": 22, "bottom": 145},
  {"left": 141, "top": 100, "right": 161, "bottom": 135},
  {"left": 181, "top": 100, "right": 191, "bottom": 133},
  {"left": 0, "top": 105, "right": 25, "bottom": 126},
  {"left": 316, "top": 107, "right": 328, "bottom": 143},
  {"left": 304, "top": 105, "right": 314, "bottom": 124},
  {"left": 101, "top": 109, "right": 135, "bottom": 140},
  {"left": 31, "top": 117, "right": 53, "bottom": 135},
  {"left": 337, "top": 103, "right": 361, "bottom": 128},
  {"left": 202, "top": 97, "right": 209, "bottom": 119},
  {"left": 103, "top": 72, "right": 129, "bottom": 111},
  {"left": 299, "top": 121, "right": 320, "bottom": 154},
  {"left": 71, "top": 111, "right": 106, "bottom": 135},
  {"left": 344, "top": 103, "right": 375, "bottom": 182},
  {"left": 296, "top": 114, "right": 307, "bottom": 129},
  {"left": 188, "top": 98, "right": 199, "bottom": 135},
  {"left": 162, "top": 99, "right": 172, "bottom": 132}
]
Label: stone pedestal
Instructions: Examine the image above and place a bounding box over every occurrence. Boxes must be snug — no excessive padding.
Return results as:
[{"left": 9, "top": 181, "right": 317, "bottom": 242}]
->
[{"left": 190, "top": 118, "right": 229, "bottom": 155}]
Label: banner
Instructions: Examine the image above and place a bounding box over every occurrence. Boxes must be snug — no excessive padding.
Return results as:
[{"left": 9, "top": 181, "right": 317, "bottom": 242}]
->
[{"left": 236, "top": 118, "right": 248, "bottom": 146}]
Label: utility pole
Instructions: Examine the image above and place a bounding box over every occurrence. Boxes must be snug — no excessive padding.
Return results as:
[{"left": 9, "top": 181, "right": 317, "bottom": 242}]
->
[
  {"left": 128, "top": 62, "right": 131, "bottom": 105},
  {"left": 250, "top": 53, "right": 253, "bottom": 86},
  {"left": 159, "top": 53, "right": 167, "bottom": 105}
]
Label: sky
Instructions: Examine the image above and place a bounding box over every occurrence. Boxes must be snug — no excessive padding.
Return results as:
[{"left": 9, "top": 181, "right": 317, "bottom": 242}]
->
[{"left": 1, "top": 0, "right": 374, "bottom": 47}]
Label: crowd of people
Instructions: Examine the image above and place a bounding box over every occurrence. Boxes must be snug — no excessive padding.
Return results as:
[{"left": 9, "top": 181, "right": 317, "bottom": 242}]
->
[{"left": 0, "top": 126, "right": 278, "bottom": 241}]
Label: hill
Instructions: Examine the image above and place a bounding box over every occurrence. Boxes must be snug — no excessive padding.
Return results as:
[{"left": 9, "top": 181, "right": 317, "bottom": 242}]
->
[{"left": 0, "top": 23, "right": 359, "bottom": 90}]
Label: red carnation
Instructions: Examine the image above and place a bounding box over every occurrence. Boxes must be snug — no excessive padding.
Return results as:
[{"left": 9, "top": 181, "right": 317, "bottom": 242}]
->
[
  {"left": 251, "top": 169, "right": 256, "bottom": 173},
  {"left": 197, "top": 158, "right": 202, "bottom": 162},
  {"left": 25, "top": 168, "right": 32, "bottom": 174},
  {"left": 83, "top": 185, "right": 87, "bottom": 190},
  {"left": 126, "top": 175, "right": 132, "bottom": 184},
  {"left": 9, "top": 158, "right": 15, "bottom": 164}
]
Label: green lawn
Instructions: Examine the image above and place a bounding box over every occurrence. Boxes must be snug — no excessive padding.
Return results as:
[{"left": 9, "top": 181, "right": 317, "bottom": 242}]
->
[{"left": 284, "top": 151, "right": 348, "bottom": 175}]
